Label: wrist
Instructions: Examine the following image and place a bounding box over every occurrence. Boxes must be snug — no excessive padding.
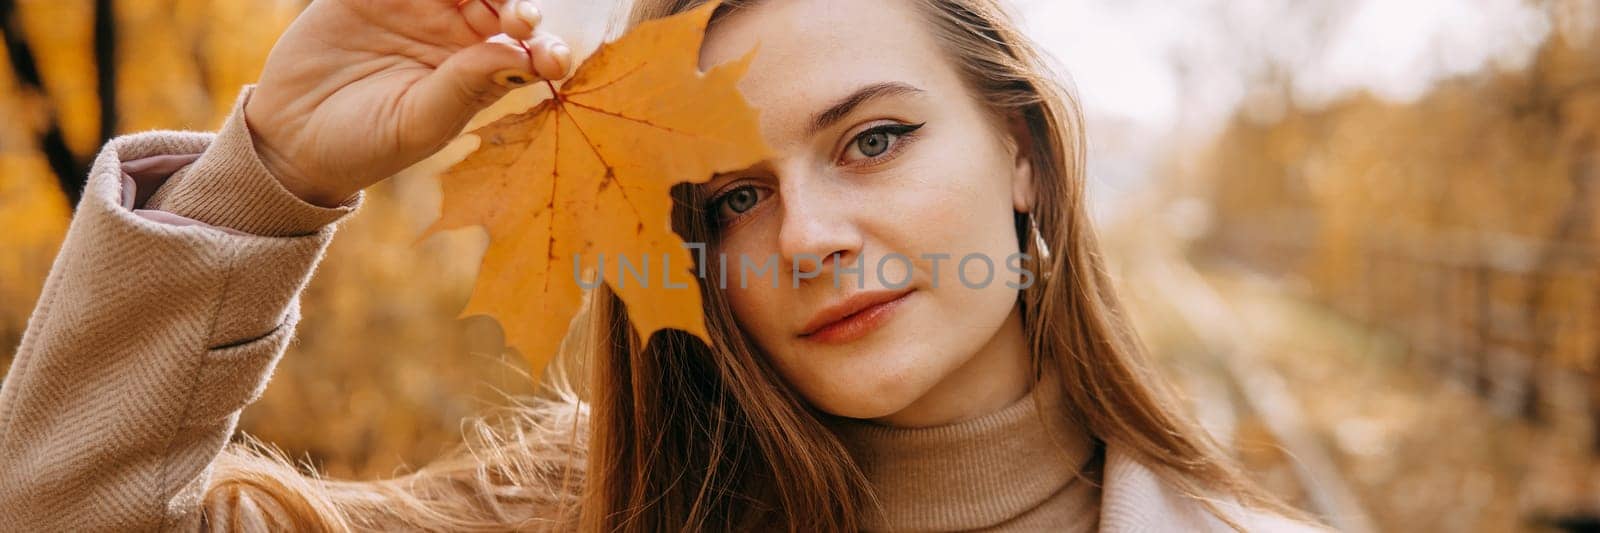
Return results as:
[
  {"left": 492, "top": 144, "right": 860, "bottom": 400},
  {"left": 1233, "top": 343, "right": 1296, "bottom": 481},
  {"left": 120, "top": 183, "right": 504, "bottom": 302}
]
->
[
  {"left": 146, "top": 84, "right": 361, "bottom": 237},
  {"left": 260, "top": 150, "right": 356, "bottom": 208},
  {"left": 242, "top": 96, "right": 356, "bottom": 208}
]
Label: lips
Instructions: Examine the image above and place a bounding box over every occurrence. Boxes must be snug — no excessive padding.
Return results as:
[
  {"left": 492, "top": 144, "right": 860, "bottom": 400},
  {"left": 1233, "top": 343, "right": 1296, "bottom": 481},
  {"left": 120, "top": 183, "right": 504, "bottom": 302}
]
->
[{"left": 798, "top": 288, "right": 915, "bottom": 344}]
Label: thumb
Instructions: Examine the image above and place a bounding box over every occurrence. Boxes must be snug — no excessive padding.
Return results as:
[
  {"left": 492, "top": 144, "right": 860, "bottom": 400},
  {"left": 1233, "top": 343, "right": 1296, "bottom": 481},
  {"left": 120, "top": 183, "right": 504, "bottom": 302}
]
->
[{"left": 408, "top": 39, "right": 564, "bottom": 140}]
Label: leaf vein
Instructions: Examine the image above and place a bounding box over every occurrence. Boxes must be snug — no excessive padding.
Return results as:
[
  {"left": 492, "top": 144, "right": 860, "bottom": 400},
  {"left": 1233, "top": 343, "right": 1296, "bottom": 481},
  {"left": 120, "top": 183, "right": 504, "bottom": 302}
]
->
[
  {"left": 558, "top": 103, "right": 648, "bottom": 234},
  {"left": 563, "top": 62, "right": 649, "bottom": 98},
  {"left": 564, "top": 100, "right": 702, "bottom": 139}
]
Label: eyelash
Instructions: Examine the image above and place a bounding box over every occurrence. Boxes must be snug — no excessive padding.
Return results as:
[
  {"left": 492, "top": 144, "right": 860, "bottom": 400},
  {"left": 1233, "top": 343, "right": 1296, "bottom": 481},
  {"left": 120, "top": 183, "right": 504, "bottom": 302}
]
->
[
  {"left": 840, "top": 122, "right": 925, "bottom": 165},
  {"left": 704, "top": 184, "right": 770, "bottom": 229},
  {"left": 706, "top": 122, "right": 927, "bottom": 226}
]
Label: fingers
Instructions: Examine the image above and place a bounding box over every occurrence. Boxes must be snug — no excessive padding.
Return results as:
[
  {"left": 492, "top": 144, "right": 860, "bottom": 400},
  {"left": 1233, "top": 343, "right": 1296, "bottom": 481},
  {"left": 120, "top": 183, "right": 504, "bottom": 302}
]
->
[
  {"left": 525, "top": 32, "right": 572, "bottom": 81},
  {"left": 408, "top": 40, "right": 528, "bottom": 143},
  {"left": 502, "top": 1, "right": 540, "bottom": 41},
  {"left": 407, "top": 37, "right": 571, "bottom": 142},
  {"left": 453, "top": 0, "right": 566, "bottom": 79},
  {"left": 455, "top": 0, "right": 504, "bottom": 38},
  {"left": 457, "top": 0, "right": 538, "bottom": 41}
]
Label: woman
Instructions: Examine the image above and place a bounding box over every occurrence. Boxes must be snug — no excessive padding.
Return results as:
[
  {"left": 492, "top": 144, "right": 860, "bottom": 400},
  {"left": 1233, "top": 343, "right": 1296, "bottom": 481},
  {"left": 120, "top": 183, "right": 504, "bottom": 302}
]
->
[{"left": 0, "top": 0, "right": 1324, "bottom": 531}]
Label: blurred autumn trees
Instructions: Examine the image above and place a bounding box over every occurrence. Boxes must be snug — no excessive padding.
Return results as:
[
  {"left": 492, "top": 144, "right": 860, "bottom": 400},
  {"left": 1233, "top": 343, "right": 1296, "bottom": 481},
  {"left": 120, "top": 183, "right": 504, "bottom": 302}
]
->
[
  {"left": 1183, "top": 5, "right": 1600, "bottom": 527},
  {"left": 1200, "top": 4, "right": 1598, "bottom": 419},
  {"left": 0, "top": 0, "right": 533, "bottom": 478},
  {"left": 0, "top": 0, "right": 295, "bottom": 347},
  {"left": 0, "top": 0, "right": 301, "bottom": 203}
]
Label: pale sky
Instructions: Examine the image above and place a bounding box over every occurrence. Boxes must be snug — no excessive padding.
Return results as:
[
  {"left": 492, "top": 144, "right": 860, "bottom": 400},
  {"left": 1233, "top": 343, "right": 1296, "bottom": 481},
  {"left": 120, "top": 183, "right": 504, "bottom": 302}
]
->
[
  {"left": 1011, "top": 0, "right": 1552, "bottom": 218},
  {"left": 1015, "top": 0, "right": 1550, "bottom": 133}
]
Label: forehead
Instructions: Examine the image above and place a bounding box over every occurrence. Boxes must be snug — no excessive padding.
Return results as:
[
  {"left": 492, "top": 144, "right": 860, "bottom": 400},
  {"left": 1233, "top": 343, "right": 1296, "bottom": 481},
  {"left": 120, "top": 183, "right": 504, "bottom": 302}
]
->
[{"left": 698, "top": 0, "right": 961, "bottom": 137}]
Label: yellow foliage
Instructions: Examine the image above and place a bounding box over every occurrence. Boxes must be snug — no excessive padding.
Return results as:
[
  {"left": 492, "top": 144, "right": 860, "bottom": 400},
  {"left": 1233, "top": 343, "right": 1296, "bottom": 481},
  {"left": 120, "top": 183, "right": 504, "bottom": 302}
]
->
[
  {"left": 0, "top": 153, "right": 69, "bottom": 341},
  {"left": 1198, "top": 13, "right": 1600, "bottom": 414},
  {"left": 15, "top": 1, "right": 97, "bottom": 155}
]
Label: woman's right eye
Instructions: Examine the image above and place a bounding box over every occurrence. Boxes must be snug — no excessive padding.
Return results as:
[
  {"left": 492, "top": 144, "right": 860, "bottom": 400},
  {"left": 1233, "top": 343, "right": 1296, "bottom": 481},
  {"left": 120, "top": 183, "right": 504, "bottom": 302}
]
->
[{"left": 711, "top": 185, "right": 768, "bottom": 223}]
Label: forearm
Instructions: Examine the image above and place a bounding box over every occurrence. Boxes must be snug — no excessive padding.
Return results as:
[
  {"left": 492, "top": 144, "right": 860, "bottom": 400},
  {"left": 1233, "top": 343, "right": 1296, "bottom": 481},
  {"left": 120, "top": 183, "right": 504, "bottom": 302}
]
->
[{"left": 0, "top": 86, "right": 363, "bottom": 532}]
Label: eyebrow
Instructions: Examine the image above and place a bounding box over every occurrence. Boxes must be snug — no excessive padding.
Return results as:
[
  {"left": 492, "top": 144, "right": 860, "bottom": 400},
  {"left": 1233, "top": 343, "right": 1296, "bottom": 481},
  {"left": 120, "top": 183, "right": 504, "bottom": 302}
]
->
[{"left": 806, "top": 82, "right": 926, "bottom": 137}]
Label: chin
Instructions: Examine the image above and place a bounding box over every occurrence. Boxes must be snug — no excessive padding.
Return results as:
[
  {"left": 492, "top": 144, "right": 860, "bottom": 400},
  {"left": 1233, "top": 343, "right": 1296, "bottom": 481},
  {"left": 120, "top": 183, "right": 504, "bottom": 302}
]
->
[
  {"left": 771, "top": 307, "right": 957, "bottom": 421},
  {"left": 814, "top": 393, "right": 915, "bottom": 421},
  {"left": 799, "top": 361, "right": 935, "bottom": 421}
]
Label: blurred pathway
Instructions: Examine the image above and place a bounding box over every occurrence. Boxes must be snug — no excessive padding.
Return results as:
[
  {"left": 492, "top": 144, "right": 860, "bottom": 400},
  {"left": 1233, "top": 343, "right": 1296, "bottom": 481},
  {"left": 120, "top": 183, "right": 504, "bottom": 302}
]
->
[{"left": 1111, "top": 223, "right": 1600, "bottom": 532}]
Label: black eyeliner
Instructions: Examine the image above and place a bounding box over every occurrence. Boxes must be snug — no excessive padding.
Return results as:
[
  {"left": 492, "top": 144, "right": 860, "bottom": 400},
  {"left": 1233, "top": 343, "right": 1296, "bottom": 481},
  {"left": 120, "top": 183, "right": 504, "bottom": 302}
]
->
[
  {"left": 846, "top": 121, "right": 926, "bottom": 163},
  {"left": 868, "top": 122, "right": 926, "bottom": 135}
]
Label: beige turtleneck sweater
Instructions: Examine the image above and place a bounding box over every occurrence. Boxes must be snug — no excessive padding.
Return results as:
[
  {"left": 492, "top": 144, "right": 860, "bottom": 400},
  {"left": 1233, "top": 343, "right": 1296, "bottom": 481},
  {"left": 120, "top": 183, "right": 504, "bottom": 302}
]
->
[
  {"left": 0, "top": 85, "right": 1325, "bottom": 532},
  {"left": 828, "top": 369, "right": 1102, "bottom": 532}
]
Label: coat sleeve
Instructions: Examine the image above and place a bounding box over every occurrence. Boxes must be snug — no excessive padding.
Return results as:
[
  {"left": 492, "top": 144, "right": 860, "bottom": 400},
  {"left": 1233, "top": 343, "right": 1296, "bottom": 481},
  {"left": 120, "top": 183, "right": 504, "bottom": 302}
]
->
[{"left": 0, "top": 85, "right": 364, "bottom": 532}]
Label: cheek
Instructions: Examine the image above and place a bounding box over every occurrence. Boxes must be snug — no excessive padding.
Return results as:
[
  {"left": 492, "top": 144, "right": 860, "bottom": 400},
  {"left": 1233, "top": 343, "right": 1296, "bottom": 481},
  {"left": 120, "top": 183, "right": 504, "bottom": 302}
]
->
[
  {"left": 894, "top": 146, "right": 1022, "bottom": 263},
  {"left": 722, "top": 284, "right": 767, "bottom": 333},
  {"left": 713, "top": 239, "right": 789, "bottom": 347},
  {"left": 886, "top": 135, "right": 1025, "bottom": 332}
]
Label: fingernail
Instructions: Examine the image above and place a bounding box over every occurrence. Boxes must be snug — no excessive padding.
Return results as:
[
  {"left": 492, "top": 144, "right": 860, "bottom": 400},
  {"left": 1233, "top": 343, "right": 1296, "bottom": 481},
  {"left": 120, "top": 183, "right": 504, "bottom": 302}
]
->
[
  {"left": 517, "top": 2, "right": 540, "bottom": 26},
  {"left": 493, "top": 69, "right": 537, "bottom": 88},
  {"left": 550, "top": 43, "right": 572, "bottom": 75}
]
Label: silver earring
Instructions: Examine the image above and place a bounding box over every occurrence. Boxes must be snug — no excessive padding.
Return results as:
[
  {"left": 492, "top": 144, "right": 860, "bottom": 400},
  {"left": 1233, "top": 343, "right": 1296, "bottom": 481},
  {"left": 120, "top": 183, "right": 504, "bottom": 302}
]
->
[{"left": 1029, "top": 212, "right": 1052, "bottom": 281}]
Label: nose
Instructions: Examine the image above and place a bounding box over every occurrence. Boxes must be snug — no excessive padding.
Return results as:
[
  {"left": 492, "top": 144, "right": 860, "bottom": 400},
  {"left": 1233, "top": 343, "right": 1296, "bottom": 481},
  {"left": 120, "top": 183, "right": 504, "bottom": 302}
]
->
[{"left": 776, "top": 169, "right": 863, "bottom": 280}]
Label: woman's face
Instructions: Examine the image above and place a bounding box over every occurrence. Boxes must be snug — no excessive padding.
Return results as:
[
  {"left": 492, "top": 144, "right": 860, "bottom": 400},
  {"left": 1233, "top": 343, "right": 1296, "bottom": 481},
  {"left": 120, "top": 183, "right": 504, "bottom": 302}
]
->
[{"left": 698, "top": 0, "right": 1037, "bottom": 426}]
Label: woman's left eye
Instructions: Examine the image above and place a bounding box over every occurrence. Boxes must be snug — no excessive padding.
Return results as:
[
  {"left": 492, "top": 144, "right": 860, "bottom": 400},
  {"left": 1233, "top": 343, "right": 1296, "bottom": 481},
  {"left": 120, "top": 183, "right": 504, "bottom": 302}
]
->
[{"left": 843, "top": 123, "right": 924, "bottom": 163}]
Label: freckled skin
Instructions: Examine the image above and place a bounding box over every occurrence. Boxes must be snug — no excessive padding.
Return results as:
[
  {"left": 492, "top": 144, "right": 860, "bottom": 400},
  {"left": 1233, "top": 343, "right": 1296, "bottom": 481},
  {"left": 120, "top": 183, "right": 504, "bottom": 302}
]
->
[{"left": 698, "top": 0, "right": 1040, "bottom": 427}]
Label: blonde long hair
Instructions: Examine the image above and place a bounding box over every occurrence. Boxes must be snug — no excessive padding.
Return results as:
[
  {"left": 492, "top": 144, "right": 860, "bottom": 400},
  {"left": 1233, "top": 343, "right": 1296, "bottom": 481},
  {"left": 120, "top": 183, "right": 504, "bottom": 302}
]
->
[{"left": 205, "top": 0, "right": 1295, "bottom": 530}]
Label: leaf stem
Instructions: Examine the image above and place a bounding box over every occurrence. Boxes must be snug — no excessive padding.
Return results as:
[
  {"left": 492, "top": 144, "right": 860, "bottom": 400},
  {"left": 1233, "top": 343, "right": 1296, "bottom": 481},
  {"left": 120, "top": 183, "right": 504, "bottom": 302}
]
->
[{"left": 475, "top": 0, "right": 537, "bottom": 75}]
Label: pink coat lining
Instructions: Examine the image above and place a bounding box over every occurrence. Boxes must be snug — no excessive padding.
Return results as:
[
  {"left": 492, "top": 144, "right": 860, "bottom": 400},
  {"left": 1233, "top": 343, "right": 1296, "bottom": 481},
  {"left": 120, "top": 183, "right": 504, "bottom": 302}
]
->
[{"left": 118, "top": 153, "right": 250, "bottom": 236}]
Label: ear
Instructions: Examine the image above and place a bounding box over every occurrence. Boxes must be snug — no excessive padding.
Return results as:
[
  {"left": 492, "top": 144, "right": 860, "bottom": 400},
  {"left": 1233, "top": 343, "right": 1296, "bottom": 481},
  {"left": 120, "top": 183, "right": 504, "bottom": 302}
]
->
[{"left": 1004, "top": 113, "right": 1036, "bottom": 213}]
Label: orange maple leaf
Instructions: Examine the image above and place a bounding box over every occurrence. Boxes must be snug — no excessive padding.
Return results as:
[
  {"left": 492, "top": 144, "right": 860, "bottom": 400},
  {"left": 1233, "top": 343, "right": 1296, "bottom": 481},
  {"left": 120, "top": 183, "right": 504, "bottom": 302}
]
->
[{"left": 420, "top": 1, "right": 769, "bottom": 376}]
